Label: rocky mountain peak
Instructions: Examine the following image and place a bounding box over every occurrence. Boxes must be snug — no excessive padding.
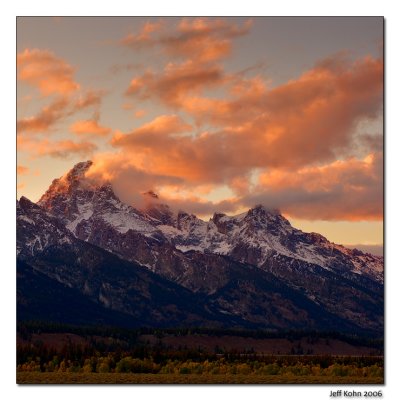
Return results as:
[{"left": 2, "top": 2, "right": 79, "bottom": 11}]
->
[
  {"left": 145, "top": 202, "right": 175, "bottom": 225},
  {"left": 18, "top": 196, "right": 46, "bottom": 216},
  {"left": 66, "top": 160, "right": 93, "bottom": 179},
  {"left": 140, "top": 191, "right": 175, "bottom": 225},
  {"left": 93, "top": 182, "right": 119, "bottom": 201},
  {"left": 54, "top": 159, "right": 93, "bottom": 188},
  {"left": 247, "top": 204, "right": 281, "bottom": 218},
  {"left": 306, "top": 232, "right": 330, "bottom": 245},
  {"left": 18, "top": 196, "right": 34, "bottom": 208},
  {"left": 211, "top": 212, "right": 227, "bottom": 224},
  {"left": 38, "top": 160, "right": 95, "bottom": 207},
  {"left": 243, "top": 204, "right": 292, "bottom": 233}
]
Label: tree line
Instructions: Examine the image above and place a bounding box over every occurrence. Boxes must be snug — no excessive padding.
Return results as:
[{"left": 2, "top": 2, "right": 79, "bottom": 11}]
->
[{"left": 17, "top": 320, "right": 383, "bottom": 349}]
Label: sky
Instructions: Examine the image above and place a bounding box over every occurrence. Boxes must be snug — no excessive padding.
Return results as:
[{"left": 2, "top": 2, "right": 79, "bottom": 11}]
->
[{"left": 16, "top": 16, "right": 383, "bottom": 250}]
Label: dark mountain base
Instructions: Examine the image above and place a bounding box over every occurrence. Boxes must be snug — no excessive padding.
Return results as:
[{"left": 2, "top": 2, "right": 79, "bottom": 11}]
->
[{"left": 17, "top": 261, "right": 141, "bottom": 328}]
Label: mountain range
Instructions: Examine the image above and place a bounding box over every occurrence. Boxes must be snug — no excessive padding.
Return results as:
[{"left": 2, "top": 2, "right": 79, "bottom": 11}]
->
[{"left": 17, "top": 161, "right": 384, "bottom": 334}]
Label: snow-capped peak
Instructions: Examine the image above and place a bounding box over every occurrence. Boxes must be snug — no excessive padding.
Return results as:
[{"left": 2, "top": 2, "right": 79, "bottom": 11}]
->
[{"left": 37, "top": 161, "right": 157, "bottom": 237}]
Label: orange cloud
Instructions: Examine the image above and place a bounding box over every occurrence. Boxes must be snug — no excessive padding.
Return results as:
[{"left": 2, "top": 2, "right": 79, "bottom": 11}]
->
[
  {"left": 179, "top": 55, "right": 382, "bottom": 138},
  {"left": 38, "top": 140, "right": 97, "bottom": 158},
  {"left": 112, "top": 114, "right": 192, "bottom": 147},
  {"left": 134, "top": 109, "right": 146, "bottom": 118},
  {"left": 123, "top": 54, "right": 382, "bottom": 176},
  {"left": 86, "top": 147, "right": 383, "bottom": 221},
  {"left": 18, "top": 136, "right": 97, "bottom": 159},
  {"left": 17, "top": 90, "right": 105, "bottom": 135},
  {"left": 73, "top": 90, "right": 104, "bottom": 110},
  {"left": 17, "top": 97, "right": 69, "bottom": 133},
  {"left": 120, "top": 21, "right": 162, "bottom": 49},
  {"left": 17, "top": 31, "right": 382, "bottom": 222},
  {"left": 113, "top": 56, "right": 383, "bottom": 183},
  {"left": 161, "top": 18, "right": 252, "bottom": 63},
  {"left": 126, "top": 60, "right": 226, "bottom": 107},
  {"left": 17, "top": 165, "right": 29, "bottom": 175},
  {"left": 17, "top": 48, "right": 79, "bottom": 95},
  {"left": 108, "top": 52, "right": 383, "bottom": 220},
  {"left": 121, "top": 18, "right": 251, "bottom": 63},
  {"left": 86, "top": 152, "right": 184, "bottom": 208},
  {"left": 248, "top": 153, "right": 383, "bottom": 221},
  {"left": 86, "top": 152, "right": 239, "bottom": 215},
  {"left": 123, "top": 19, "right": 252, "bottom": 108},
  {"left": 70, "top": 119, "right": 111, "bottom": 136},
  {"left": 17, "top": 48, "right": 105, "bottom": 137}
]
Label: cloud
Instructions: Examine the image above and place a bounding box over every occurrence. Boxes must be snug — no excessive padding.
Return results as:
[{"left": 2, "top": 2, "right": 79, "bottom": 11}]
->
[
  {"left": 17, "top": 48, "right": 105, "bottom": 136},
  {"left": 120, "top": 103, "right": 147, "bottom": 117},
  {"left": 18, "top": 136, "right": 97, "bottom": 159},
  {"left": 17, "top": 97, "right": 69, "bottom": 133},
  {"left": 108, "top": 52, "right": 383, "bottom": 221},
  {"left": 122, "top": 54, "right": 382, "bottom": 180},
  {"left": 112, "top": 114, "right": 192, "bottom": 147},
  {"left": 121, "top": 18, "right": 251, "bottom": 63},
  {"left": 17, "top": 90, "right": 105, "bottom": 135},
  {"left": 245, "top": 152, "right": 383, "bottom": 221},
  {"left": 17, "top": 49, "right": 106, "bottom": 164},
  {"left": 72, "top": 90, "right": 104, "bottom": 110},
  {"left": 85, "top": 151, "right": 238, "bottom": 216},
  {"left": 17, "top": 48, "right": 79, "bottom": 95},
  {"left": 39, "top": 140, "right": 97, "bottom": 158},
  {"left": 126, "top": 60, "right": 226, "bottom": 107},
  {"left": 123, "top": 19, "right": 251, "bottom": 108},
  {"left": 17, "top": 165, "right": 29, "bottom": 175},
  {"left": 86, "top": 149, "right": 382, "bottom": 221},
  {"left": 18, "top": 28, "right": 382, "bottom": 223},
  {"left": 134, "top": 109, "right": 146, "bottom": 118},
  {"left": 70, "top": 119, "right": 111, "bottom": 136},
  {"left": 160, "top": 18, "right": 252, "bottom": 63},
  {"left": 86, "top": 152, "right": 184, "bottom": 208},
  {"left": 120, "top": 21, "right": 162, "bottom": 49}
]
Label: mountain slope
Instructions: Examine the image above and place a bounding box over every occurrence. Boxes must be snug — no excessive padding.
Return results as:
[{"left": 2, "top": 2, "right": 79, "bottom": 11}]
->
[
  {"left": 17, "top": 260, "right": 141, "bottom": 327},
  {"left": 17, "top": 196, "right": 381, "bottom": 332},
  {"left": 17, "top": 197, "right": 239, "bottom": 328}
]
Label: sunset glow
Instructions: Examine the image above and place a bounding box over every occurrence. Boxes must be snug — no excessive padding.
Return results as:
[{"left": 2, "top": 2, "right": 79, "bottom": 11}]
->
[{"left": 17, "top": 17, "right": 383, "bottom": 250}]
